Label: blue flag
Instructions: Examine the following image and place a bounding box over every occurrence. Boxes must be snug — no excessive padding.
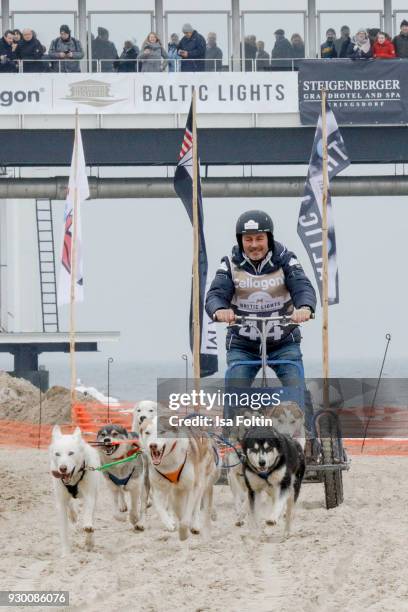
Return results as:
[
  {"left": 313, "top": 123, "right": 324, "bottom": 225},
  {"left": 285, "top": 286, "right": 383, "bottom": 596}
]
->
[
  {"left": 174, "top": 102, "right": 218, "bottom": 377},
  {"left": 297, "top": 100, "right": 350, "bottom": 305}
]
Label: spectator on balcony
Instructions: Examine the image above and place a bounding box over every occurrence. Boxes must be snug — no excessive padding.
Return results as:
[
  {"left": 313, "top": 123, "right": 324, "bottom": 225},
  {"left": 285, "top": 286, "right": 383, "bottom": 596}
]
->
[
  {"left": 321, "top": 29, "right": 337, "bottom": 58},
  {"left": 140, "top": 32, "right": 168, "bottom": 72},
  {"left": 335, "top": 25, "right": 351, "bottom": 57},
  {"left": 205, "top": 32, "right": 223, "bottom": 71},
  {"left": 13, "top": 29, "right": 22, "bottom": 43},
  {"left": 115, "top": 40, "right": 138, "bottom": 72},
  {"left": 242, "top": 35, "right": 257, "bottom": 71},
  {"left": 291, "top": 33, "right": 305, "bottom": 58},
  {"left": 177, "top": 23, "right": 206, "bottom": 72},
  {"left": 271, "top": 29, "right": 293, "bottom": 71},
  {"left": 272, "top": 29, "right": 292, "bottom": 59},
  {"left": 0, "top": 30, "right": 17, "bottom": 72},
  {"left": 168, "top": 33, "right": 179, "bottom": 72},
  {"left": 393, "top": 19, "right": 408, "bottom": 58},
  {"left": 16, "top": 28, "right": 45, "bottom": 72},
  {"left": 372, "top": 32, "right": 396, "bottom": 59},
  {"left": 367, "top": 28, "right": 381, "bottom": 46},
  {"left": 255, "top": 40, "right": 270, "bottom": 71},
  {"left": 346, "top": 29, "right": 372, "bottom": 60},
  {"left": 49, "top": 25, "right": 84, "bottom": 72},
  {"left": 92, "top": 27, "right": 118, "bottom": 72}
]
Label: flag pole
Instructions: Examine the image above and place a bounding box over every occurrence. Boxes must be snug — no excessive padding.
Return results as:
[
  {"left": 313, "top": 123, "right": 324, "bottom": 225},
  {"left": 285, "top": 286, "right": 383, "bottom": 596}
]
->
[
  {"left": 69, "top": 109, "right": 79, "bottom": 407},
  {"left": 191, "top": 89, "right": 201, "bottom": 385},
  {"left": 321, "top": 90, "right": 329, "bottom": 408}
]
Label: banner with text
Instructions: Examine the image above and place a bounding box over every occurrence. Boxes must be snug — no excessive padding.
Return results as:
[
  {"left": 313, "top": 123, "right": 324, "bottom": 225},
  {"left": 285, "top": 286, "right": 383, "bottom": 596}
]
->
[
  {"left": 299, "top": 59, "right": 408, "bottom": 125},
  {"left": 0, "top": 72, "right": 298, "bottom": 115}
]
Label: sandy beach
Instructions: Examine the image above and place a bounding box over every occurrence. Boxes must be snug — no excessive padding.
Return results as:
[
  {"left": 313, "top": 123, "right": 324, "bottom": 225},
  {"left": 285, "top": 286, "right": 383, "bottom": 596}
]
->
[{"left": 0, "top": 448, "right": 407, "bottom": 612}]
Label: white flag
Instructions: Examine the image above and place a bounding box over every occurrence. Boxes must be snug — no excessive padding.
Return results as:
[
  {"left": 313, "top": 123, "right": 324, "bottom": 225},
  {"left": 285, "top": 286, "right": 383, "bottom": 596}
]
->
[{"left": 57, "top": 121, "right": 89, "bottom": 305}]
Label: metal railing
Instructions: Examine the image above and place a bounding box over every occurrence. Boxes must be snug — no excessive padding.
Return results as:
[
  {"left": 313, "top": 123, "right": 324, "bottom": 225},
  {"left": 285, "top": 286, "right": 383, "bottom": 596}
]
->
[{"left": 0, "top": 56, "right": 407, "bottom": 75}]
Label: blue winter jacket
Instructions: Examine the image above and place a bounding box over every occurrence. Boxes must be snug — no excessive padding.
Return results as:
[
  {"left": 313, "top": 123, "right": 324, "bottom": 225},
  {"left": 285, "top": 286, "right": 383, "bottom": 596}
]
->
[
  {"left": 177, "top": 30, "right": 206, "bottom": 72},
  {"left": 205, "top": 242, "right": 317, "bottom": 352}
]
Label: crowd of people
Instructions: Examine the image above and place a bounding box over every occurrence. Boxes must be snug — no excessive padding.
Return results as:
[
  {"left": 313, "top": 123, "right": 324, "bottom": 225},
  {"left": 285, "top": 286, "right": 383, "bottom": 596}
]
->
[
  {"left": 0, "top": 23, "right": 221, "bottom": 73},
  {"left": 320, "top": 21, "right": 408, "bottom": 60},
  {"left": 0, "top": 19, "right": 407, "bottom": 73}
]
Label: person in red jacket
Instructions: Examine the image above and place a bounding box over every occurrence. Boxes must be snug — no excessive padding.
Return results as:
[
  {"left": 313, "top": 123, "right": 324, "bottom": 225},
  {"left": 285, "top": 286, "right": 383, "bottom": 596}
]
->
[{"left": 372, "top": 32, "right": 396, "bottom": 58}]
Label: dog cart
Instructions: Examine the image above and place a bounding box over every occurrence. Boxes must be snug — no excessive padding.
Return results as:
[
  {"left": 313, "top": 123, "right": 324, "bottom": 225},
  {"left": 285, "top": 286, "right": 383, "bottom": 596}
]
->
[{"left": 220, "top": 314, "right": 350, "bottom": 510}]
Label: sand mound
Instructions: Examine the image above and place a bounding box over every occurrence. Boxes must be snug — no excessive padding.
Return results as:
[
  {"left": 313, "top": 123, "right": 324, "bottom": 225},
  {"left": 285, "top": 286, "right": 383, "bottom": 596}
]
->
[{"left": 0, "top": 372, "right": 99, "bottom": 424}]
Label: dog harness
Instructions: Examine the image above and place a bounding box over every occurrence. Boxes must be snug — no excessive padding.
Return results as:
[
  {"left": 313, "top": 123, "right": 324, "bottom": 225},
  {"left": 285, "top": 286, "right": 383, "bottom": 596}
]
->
[
  {"left": 154, "top": 452, "right": 187, "bottom": 484},
  {"left": 106, "top": 446, "right": 141, "bottom": 487},
  {"left": 61, "top": 462, "right": 86, "bottom": 499},
  {"left": 107, "top": 468, "right": 136, "bottom": 487}
]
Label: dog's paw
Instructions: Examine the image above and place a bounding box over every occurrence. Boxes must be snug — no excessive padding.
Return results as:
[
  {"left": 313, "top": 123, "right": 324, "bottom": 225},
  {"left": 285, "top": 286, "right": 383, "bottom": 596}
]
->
[
  {"left": 178, "top": 525, "right": 189, "bottom": 541},
  {"left": 266, "top": 519, "right": 277, "bottom": 526},
  {"left": 83, "top": 525, "right": 94, "bottom": 533},
  {"left": 190, "top": 527, "right": 200, "bottom": 535},
  {"left": 67, "top": 507, "right": 77, "bottom": 524},
  {"left": 118, "top": 501, "right": 128, "bottom": 513},
  {"left": 235, "top": 519, "right": 244, "bottom": 527},
  {"left": 134, "top": 523, "right": 145, "bottom": 532}
]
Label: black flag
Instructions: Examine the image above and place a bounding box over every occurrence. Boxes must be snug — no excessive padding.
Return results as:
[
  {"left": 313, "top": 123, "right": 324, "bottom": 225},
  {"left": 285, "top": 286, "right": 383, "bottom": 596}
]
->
[
  {"left": 174, "top": 102, "right": 218, "bottom": 377},
  {"left": 297, "top": 100, "right": 350, "bottom": 305}
]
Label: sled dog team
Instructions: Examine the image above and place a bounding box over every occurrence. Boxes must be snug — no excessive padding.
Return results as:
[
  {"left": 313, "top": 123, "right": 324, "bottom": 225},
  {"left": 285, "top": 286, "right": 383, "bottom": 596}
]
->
[{"left": 49, "top": 400, "right": 305, "bottom": 556}]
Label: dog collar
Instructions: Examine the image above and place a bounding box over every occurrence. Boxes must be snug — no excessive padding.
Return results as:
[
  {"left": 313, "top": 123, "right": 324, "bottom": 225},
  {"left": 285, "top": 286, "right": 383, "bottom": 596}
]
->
[
  {"left": 112, "top": 444, "right": 141, "bottom": 463},
  {"left": 154, "top": 452, "right": 187, "bottom": 484},
  {"left": 61, "top": 462, "right": 86, "bottom": 498}
]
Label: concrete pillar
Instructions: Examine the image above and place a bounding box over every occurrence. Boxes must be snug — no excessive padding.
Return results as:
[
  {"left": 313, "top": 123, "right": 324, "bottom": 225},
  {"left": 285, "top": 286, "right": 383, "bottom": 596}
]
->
[
  {"left": 383, "top": 0, "right": 393, "bottom": 36},
  {"left": 78, "top": 0, "right": 87, "bottom": 63},
  {"left": 1, "top": 0, "right": 10, "bottom": 32},
  {"left": 155, "top": 0, "right": 164, "bottom": 44},
  {"left": 231, "top": 0, "right": 240, "bottom": 71},
  {"left": 307, "top": 0, "right": 317, "bottom": 59}
]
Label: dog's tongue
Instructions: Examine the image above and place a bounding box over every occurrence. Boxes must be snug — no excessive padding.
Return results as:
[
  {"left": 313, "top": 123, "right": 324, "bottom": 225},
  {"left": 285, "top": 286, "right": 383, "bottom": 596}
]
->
[
  {"left": 151, "top": 450, "right": 162, "bottom": 466},
  {"left": 51, "top": 470, "right": 64, "bottom": 479}
]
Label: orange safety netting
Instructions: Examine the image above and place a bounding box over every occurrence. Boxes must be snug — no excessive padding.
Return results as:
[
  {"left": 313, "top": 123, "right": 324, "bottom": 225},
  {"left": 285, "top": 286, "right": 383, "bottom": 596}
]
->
[{"left": 1, "top": 402, "right": 408, "bottom": 455}]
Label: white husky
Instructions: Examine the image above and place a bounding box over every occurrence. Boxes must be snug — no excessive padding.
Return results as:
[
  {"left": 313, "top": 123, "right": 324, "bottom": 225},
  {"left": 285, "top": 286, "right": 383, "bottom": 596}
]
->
[
  {"left": 132, "top": 400, "right": 158, "bottom": 435},
  {"left": 49, "top": 426, "right": 100, "bottom": 556},
  {"left": 140, "top": 417, "right": 220, "bottom": 540}
]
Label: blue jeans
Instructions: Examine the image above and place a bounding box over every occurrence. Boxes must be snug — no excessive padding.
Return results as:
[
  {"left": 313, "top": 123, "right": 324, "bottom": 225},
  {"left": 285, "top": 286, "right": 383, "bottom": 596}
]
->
[{"left": 225, "top": 341, "right": 314, "bottom": 433}]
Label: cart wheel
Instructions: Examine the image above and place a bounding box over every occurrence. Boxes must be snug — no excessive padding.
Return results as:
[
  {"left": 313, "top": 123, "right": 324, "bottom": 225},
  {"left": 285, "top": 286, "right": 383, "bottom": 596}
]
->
[{"left": 319, "top": 413, "right": 344, "bottom": 509}]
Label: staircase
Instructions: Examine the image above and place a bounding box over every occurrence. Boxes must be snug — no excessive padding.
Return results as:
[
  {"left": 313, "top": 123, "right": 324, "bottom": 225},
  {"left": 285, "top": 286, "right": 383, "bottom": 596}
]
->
[{"left": 35, "top": 199, "right": 59, "bottom": 332}]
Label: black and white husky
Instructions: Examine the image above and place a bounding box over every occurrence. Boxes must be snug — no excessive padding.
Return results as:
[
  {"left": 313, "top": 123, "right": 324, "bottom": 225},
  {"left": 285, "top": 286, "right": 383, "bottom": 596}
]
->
[
  {"left": 228, "top": 426, "right": 305, "bottom": 535},
  {"left": 96, "top": 424, "right": 148, "bottom": 531}
]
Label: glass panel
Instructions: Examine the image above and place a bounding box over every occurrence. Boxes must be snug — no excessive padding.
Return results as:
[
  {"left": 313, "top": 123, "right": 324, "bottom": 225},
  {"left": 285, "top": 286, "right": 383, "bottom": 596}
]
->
[
  {"left": 318, "top": 12, "right": 382, "bottom": 47},
  {"left": 166, "top": 12, "right": 229, "bottom": 63},
  {"left": 11, "top": 13, "right": 76, "bottom": 51},
  {"left": 243, "top": 12, "right": 306, "bottom": 57},
  {"left": 241, "top": 0, "right": 306, "bottom": 9},
  {"left": 89, "top": 12, "right": 153, "bottom": 62},
  {"left": 11, "top": 0, "right": 77, "bottom": 9},
  {"left": 317, "top": 0, "right": 383, "bottom": 8}
]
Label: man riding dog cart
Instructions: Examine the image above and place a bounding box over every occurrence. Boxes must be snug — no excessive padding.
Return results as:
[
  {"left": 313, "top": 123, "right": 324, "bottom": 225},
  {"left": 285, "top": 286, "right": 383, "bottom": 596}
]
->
[{"left": 205, "top": 209, "right": 317, "bottom": 452}]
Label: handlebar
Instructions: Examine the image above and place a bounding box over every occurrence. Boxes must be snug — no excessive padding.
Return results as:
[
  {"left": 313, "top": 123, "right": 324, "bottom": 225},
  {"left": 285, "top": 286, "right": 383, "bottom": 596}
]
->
[{"left": 214, "top": 312, "right": 315, "bottom": 325}]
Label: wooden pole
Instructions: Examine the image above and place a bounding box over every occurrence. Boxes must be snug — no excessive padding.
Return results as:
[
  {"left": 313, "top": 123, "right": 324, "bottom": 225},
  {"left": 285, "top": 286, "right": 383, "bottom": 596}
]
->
[
  {"left": 321, "top": 90, "right": 330, "bottom": 408},
  {"left": 191, "top": 89, "right": 201, "bottom": 386},
  {"left": 69, "top": 110, "right": 79, "bottom": 407}
]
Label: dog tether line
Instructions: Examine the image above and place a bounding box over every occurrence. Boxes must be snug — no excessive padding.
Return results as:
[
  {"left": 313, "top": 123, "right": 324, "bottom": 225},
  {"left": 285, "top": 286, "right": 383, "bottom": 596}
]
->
[{"left": 88, "top": 451, "right": 142, "bottom": 472}]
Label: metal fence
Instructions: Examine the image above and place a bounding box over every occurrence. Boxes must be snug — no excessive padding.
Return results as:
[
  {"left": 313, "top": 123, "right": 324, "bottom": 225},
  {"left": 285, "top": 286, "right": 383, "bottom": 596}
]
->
[{"left": 6, "top": 56, "right": 406, "bottom": 74}]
